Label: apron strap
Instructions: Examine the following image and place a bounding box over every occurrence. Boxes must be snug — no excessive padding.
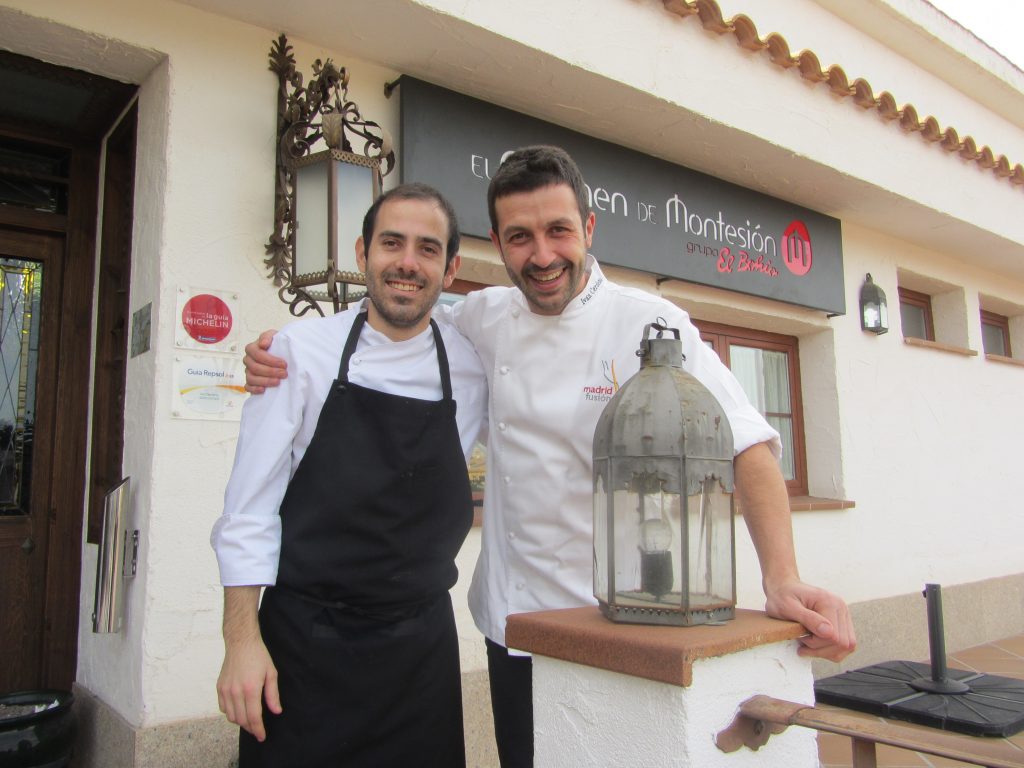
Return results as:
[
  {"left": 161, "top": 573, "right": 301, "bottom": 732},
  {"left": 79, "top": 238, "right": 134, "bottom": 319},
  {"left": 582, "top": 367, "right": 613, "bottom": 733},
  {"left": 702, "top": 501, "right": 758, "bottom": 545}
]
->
[
  {"left": 336, "top": 311, "right": 453, "bottom": 402},
  {"left": 337, "top": 311, "right": 368, "bottom": 382},
  {"left": 429, "top": 319, "right": 453, "bottom": 402}
]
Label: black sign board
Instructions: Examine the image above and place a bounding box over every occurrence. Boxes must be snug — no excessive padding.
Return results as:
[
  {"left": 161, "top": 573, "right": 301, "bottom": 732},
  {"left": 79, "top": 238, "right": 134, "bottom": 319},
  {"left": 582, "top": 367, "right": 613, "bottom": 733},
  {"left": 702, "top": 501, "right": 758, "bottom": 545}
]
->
[{"left": 400, "top": 77, "right": 845, "bottom": 314}]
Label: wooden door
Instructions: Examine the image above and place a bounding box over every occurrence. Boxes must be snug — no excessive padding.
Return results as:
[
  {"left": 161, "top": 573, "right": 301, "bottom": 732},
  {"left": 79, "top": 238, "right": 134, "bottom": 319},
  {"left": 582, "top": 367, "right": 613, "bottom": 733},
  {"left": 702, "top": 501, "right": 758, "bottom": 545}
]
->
[{"left": 0, "top": 228, "right": 65, "bottom": 692}]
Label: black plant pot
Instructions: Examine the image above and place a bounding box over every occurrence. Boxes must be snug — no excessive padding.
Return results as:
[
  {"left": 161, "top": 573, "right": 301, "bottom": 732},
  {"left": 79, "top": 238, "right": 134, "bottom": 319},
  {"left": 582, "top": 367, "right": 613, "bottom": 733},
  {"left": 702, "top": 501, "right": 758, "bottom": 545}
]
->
[{"left": 0, "top": 691, "right": 75, "bottom": 768}]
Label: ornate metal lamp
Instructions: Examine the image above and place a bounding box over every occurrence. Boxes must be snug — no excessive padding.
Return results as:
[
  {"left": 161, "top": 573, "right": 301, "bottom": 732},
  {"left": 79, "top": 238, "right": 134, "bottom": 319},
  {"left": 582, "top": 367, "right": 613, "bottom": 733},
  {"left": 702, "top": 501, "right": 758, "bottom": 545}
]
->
[
  {"left": 859, "top": 273, "right": 889, "bottom": 334},
  {"left": 593, "top": 323, "right": 736, "bottom": 626},
  {"left": 265, "top": 34, "right": 395, "bottom": 316}
]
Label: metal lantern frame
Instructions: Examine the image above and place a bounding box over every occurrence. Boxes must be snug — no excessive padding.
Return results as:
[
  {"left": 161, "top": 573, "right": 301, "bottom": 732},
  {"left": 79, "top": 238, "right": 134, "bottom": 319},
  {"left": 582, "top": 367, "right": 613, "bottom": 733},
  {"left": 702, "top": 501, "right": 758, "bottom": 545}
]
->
[
  {"left": 859, "top": 273, "right": 889, "bottom": 334},
  {"left": 265, "top": 34, "right": 394, "bottom": 316},
  {"left": 289, "top": 146, "right": 382, "bottom": 310},
  {"left": 593, "top": 323, "right": 738, "bottom": 627}
]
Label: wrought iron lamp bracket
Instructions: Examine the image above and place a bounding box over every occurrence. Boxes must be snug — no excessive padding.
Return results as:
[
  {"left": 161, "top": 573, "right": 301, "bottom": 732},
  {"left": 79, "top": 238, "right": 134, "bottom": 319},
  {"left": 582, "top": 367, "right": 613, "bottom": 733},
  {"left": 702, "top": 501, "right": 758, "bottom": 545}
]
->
[{"left": 264, "top": 33, "right": 395, "bottom": 317}]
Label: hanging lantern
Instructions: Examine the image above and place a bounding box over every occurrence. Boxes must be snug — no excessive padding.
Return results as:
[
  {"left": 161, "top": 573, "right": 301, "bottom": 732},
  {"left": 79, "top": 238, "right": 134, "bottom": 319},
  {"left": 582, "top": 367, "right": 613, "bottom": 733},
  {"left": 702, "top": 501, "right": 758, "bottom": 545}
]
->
[
  {"left": 289, "top": 121, "right": 381, "bottom": 310},
  {"left": 593, "top": 323, "right": 736, "bottom": 626},
  {"left": 859, "top": 273, "right": 889, "bottom": 334}
]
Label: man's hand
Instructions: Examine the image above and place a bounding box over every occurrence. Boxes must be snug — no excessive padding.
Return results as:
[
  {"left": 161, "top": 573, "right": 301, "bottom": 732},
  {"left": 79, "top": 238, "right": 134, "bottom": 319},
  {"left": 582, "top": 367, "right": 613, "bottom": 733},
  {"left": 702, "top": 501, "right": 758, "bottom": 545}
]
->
[
  {"left": 217, "top": 586, "right": 282, "bottom": 741},
  {"left": 217, "top": 636, "right": 282, "bottom": 741},
  {"left": 243, "top": 330, "right": 285, "bottom": 394},
  {"left": 733, "top": 443, "right": 856, "bottom": 663},
  {"left": 764, "top": 579, "right": 857, "bottom": 662}
]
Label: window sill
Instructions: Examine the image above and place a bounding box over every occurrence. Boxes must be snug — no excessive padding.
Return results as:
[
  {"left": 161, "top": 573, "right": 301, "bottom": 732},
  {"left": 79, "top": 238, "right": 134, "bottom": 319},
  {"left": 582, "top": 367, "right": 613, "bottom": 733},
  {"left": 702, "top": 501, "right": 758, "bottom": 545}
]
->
[
  {"left": 788, "top": 495, "right": 855, "bottom": 512},
  {"left": 736, "top": 496, "right": 855, "bottom": 515},
  {"left": 985, "top": 353, "right": 1024, "bottom": 368},
  {"left": 902, "top": 337, "right": 978, "bottom": 357}
]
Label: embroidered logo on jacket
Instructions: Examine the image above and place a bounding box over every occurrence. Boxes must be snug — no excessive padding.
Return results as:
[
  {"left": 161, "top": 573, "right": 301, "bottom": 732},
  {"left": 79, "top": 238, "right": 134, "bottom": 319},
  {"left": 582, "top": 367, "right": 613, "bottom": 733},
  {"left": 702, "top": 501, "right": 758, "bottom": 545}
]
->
[{"left": 582, "top": 359, "right": 619, "bottom": 402}]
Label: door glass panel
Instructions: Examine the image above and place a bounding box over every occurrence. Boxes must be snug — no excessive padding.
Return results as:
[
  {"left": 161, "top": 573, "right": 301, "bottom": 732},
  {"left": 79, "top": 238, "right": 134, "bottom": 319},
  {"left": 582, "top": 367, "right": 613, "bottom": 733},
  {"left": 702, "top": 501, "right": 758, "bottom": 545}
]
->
[{"left": 0, "top": 258, "right": 43, "bottom": 515}]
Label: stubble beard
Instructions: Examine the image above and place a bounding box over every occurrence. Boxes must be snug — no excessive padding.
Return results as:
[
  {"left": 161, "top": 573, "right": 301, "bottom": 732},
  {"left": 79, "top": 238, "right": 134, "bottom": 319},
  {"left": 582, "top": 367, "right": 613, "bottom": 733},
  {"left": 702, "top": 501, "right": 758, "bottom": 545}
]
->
[
  {"left": 366, "top": 269, "right": 441, "bottom": 330},
  {"left": 507, "top": 259, "right": 586, "bottom": 316}
]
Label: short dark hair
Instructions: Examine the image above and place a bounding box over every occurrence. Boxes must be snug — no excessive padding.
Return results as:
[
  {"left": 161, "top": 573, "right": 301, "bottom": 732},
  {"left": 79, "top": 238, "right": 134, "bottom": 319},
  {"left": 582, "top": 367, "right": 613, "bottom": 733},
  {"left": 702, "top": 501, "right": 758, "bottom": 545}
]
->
[
  {"left": 362, "top": 182, "right": 461, "bottom": 268},
  {"left": 486, "top": 145, "right": 590, "bottom": 233}
]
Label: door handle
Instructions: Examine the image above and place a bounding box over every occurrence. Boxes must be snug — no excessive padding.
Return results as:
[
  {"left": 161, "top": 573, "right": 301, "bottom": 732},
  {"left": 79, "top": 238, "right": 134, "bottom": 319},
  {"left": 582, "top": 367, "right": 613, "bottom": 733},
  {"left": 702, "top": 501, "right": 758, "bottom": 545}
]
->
[{"left": 21, "top": 536, "right": 35, "bottom": 554}]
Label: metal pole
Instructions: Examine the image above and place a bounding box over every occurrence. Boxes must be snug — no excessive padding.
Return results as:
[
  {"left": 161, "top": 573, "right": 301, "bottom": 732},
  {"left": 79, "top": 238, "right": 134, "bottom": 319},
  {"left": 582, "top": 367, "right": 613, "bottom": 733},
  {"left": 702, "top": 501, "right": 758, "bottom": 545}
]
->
[
  {"left": 925, "top": 583, "right": 949, "bottom": 683},
  {"left": 910, "top": 582, "right": 969, "bottom": 694}
]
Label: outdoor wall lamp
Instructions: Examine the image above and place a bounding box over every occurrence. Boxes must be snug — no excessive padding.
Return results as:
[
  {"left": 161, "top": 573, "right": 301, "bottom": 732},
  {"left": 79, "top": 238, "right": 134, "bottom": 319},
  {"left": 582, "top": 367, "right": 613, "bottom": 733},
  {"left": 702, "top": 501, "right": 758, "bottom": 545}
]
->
[
  {"left": 859, "top": 273, "right": 889, "bottom": 334},
  {"left": 265, "top": 34, "right": 394, "bottom": 316},
  {"left": 593, "top": 323, "right": 736, "bottom": 626}
]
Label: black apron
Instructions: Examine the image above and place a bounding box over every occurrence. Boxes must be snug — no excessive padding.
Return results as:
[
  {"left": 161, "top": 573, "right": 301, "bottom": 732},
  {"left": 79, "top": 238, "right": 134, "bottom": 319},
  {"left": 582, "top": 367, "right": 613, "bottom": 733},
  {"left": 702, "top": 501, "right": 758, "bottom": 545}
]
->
[{"left": 240, "top": 313, "right": 474, "bottom": 768}]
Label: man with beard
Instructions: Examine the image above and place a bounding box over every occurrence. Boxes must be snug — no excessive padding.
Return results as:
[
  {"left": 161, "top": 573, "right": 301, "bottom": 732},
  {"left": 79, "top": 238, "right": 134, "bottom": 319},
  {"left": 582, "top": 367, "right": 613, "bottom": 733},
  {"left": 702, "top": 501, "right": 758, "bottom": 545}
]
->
[
  {"left": 243, "top": 147, "right": 856, "bottom": 767},
  {"left": 211, "top": 183, "right": 487, "bottom": 767}
]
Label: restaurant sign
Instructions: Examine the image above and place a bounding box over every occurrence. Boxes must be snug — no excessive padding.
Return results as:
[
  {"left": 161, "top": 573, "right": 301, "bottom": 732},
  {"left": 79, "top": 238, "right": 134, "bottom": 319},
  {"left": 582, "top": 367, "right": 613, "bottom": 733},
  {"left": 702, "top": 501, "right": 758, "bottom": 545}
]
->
[{"left": 399, "top": 77, "right": 845, "bottom": 314}]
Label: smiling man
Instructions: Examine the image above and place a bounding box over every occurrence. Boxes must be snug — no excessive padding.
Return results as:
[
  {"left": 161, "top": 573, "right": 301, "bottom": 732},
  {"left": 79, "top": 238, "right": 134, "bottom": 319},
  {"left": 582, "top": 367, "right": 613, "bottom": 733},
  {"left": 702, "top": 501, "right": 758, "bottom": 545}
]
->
[
  {"left": 243, "top": 147, "right": 856, "bottom": 768},
  {"left": 211, "top": 183, "right": 487, "bottom": 767}
]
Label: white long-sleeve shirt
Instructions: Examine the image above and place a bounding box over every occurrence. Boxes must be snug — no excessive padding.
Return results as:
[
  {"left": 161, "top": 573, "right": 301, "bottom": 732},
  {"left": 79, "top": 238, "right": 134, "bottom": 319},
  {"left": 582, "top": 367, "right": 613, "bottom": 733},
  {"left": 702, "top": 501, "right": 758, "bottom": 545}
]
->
[
  {"left": 211, "top": 300, "right": 488, "bottom": 587},
  {"left": 446, "top": 257, "right": 780, "bottom": 647}
]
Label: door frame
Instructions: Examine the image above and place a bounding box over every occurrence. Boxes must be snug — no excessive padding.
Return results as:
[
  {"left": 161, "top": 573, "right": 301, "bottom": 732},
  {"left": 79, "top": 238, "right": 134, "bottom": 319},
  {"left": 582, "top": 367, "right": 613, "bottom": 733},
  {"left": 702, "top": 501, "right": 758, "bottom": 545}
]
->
[{"left": 0, "top": 131, "right": 100, "bottom": 689}]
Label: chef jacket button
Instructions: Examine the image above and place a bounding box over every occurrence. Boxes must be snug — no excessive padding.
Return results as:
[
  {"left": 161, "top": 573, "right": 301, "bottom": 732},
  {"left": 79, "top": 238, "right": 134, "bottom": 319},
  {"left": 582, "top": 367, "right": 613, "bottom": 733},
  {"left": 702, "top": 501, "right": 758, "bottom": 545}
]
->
[
  {"left": 515, "top": 582, "right": 525, "bottom": 590},
  {"left": 503, "top": 476, "right": 511, "bottom": 484},
  {"left": 353, "top": 358, "right": 361, "bottom": 365},
  {"left": 498, "top": 422, "right": 507, "bottom": 431},
  {"left": 511, "top": 308, "right": 520, "bottom": 318},
  {"left": 508, "top": 531, "right": 516, "bottom": 540},
  {"left": 500, "top": 366, "right": 509, "bottom": 375}
]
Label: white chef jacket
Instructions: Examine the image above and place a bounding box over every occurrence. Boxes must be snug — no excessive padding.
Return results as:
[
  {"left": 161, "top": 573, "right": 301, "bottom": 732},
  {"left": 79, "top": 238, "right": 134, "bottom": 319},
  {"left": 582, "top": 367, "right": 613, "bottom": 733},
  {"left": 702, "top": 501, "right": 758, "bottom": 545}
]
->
[
  {"left": 447, "top": 257, "right": 781, "bottom": 648},
  {"left": 211, "top": 300, "right": 488, "bottom": 587}
]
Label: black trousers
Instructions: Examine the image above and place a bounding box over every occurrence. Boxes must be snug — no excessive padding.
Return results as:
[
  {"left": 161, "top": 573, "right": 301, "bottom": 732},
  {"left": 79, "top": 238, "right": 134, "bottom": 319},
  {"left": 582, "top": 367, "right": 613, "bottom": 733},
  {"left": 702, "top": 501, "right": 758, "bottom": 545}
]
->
[{"left": 486, "top": 638, "right": 534, "bottom": 768}]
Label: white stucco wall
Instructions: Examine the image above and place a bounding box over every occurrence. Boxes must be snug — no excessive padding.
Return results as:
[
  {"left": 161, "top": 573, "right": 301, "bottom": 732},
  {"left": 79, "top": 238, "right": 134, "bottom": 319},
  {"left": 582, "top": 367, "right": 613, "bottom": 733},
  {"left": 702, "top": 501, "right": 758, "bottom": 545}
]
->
[
  {"left": 533, "top": 641, "right": 816, "bottom": 767},
  {"left": 2, "top": 0, "right": 1022, "bottom": 731}
]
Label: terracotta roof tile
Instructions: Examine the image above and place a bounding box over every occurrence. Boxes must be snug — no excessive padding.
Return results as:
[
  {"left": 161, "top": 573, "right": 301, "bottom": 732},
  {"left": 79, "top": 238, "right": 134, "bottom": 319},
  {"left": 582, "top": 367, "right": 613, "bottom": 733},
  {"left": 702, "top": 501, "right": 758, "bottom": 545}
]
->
[{"left": 661, "top": 0, "right": 1024, "bottom": 189}]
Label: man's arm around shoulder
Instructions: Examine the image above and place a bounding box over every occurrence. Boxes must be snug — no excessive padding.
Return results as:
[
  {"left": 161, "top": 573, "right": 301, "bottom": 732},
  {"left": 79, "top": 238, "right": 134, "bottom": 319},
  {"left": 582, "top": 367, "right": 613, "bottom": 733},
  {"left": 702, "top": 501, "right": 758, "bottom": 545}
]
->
[{"left": 217, "top": 586, "right": 282, "bottom": 742}]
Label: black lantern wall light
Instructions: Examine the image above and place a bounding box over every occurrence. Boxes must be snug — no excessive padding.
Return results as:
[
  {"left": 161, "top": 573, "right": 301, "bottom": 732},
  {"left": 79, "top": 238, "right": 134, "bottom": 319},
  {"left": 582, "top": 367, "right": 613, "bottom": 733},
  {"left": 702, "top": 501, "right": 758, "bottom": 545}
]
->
[
  {"left": 265, "top": 34, "right": 395, "bottom": 316},
  {"left": 859, "top": 273, "right": 889, "bottom": 334}
]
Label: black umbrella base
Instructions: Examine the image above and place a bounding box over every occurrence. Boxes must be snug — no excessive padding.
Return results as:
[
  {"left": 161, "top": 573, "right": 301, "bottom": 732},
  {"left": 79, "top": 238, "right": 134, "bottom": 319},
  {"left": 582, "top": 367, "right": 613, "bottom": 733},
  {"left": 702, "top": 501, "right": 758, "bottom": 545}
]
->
[{"left": 815, "top": 660, "right": 1024, "bottom": 737}]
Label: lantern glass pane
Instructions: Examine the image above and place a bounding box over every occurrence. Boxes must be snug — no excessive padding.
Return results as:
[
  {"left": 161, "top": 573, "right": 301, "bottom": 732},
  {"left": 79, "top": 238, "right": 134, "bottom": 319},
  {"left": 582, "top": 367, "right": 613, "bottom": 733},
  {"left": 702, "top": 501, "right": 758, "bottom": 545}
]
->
[
  {"left": 593, "top": 463, "right": 609, "bottom": 604},
  {"left": 610, "top": 459, "right": 682, "bottom": 609},
  {"left": 335, "top": 160, "right": 375, "bottom": 276},
  {"left": 294, "top": 161, "right": 329, "bottom": 280},
  {"left": 686, "top": 476, "right": 734, "bottom": 613},
  {"left": 862, "top": 300, "right": 880, "bottom": 329}
]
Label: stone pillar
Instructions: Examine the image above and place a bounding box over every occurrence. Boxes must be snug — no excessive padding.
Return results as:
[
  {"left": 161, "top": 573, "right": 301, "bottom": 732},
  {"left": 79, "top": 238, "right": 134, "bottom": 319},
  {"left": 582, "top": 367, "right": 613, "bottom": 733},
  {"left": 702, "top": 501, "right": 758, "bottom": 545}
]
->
[{"left": 506, "top": 607, "right": 817, "bottom": 767}]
